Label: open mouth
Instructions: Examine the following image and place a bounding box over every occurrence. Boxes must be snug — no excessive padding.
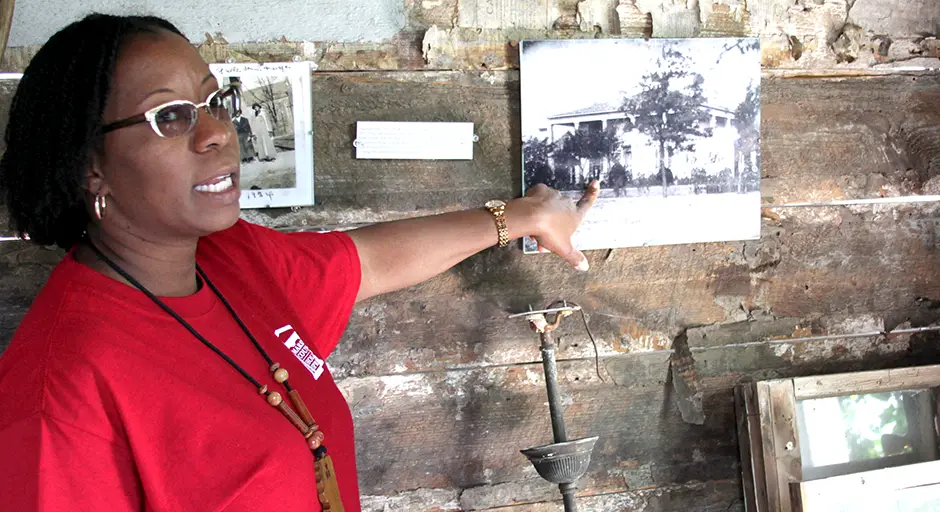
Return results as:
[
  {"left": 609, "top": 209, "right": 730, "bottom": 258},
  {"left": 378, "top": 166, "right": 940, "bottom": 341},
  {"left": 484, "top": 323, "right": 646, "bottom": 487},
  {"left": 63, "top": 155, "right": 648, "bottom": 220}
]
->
[{"left": 194, "top": 173, "right": 235, "bottom": 193}]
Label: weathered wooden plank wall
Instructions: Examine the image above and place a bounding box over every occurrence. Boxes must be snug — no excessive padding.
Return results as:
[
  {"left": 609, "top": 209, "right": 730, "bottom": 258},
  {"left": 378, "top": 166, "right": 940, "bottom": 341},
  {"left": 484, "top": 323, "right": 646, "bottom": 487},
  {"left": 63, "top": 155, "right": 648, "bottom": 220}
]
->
[{"left": 2, "top": 1, "right": 940, "bottom": 510}]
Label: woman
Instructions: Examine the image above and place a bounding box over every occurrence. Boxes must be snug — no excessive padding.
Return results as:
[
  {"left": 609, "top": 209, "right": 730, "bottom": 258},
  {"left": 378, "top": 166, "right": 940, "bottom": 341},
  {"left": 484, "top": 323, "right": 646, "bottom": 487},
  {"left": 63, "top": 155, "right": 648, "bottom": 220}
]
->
[
  {"left": 0, "top": 14, "right": 597, "bottom": 512},
  {"left": 232, "top": 108, "right": 256, "bottom": 162},
  {"left": 249, "top": 102, "right": 278, "bottom": 161}
]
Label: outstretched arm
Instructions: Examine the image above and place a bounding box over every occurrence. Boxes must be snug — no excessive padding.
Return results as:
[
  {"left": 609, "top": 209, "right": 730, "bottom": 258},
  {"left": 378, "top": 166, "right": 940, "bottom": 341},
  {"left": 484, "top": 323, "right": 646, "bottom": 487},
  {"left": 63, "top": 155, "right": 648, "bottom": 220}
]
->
[{"left": 348, "top": 182, "right": 599, "bottom": 303}]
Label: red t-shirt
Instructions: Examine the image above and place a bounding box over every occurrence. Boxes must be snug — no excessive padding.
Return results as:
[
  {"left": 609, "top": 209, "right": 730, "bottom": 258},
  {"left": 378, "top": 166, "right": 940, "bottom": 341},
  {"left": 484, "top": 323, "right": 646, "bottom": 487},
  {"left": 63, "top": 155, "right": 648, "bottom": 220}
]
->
[{"left": 0, "top": 220, "right": 363, "bottom": 511}]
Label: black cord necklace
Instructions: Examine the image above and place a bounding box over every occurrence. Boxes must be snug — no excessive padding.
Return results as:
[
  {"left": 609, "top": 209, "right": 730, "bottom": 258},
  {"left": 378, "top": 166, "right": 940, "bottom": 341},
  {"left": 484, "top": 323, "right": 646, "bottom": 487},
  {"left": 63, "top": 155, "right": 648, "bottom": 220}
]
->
[{"left": 84, "top": 238, "right": 346, "bottom": 510}]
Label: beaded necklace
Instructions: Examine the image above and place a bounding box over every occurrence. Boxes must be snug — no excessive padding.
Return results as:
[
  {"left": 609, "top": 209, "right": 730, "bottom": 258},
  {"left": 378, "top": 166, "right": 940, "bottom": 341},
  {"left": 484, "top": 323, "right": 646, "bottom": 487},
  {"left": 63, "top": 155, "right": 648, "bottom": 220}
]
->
[{"left": 86, "top": 240, "right": 345, "bottom": 511}]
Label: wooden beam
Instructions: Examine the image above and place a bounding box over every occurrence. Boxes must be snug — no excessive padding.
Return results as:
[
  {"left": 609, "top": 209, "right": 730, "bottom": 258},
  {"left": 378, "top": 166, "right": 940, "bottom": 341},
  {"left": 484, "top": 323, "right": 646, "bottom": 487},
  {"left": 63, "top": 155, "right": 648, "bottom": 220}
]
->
[
  {"left": 796, "top": 460, "right": 940, "bottom": 511},
  {"left": 0, "top": 0, "right": 14, "bottom": 66},
  {"left": 341, "top": 359, "right": 741, "bottom": 498},
  {"left": 756, "top": 379, "right": 803, "bottom": 512},
  {"left": 756, "top": 381, "right": 782, "bottom": 512},
  {"left": 736, "top": 384, "right": 769, "bottom": 512},
  {"left": 792, "top": 365, "right": 940, "bottom": 400},
  {"left": 466, "top": 480, "right": 743, "bottom": 511}
]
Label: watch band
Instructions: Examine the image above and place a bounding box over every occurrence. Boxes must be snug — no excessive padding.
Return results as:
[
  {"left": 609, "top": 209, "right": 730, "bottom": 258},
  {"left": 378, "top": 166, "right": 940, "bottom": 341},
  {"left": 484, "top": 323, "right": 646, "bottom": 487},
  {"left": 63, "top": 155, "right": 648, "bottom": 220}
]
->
[{"left": 485, "top": 200, "right": 509, "bottom": 248}]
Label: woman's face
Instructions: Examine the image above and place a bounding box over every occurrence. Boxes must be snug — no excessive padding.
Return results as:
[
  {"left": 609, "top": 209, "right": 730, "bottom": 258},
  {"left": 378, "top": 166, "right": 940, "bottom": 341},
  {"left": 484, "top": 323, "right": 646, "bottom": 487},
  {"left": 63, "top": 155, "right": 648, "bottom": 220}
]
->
[{"left": 94, "top": 31, "right": 241, "bottom": 242}]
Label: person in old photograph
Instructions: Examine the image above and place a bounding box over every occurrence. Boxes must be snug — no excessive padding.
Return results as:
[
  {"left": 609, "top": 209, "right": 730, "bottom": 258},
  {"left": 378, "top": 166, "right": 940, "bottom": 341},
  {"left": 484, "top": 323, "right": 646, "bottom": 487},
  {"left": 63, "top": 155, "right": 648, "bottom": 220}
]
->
[
  {"left": 222, "top": 78, "right": 298, "bottom": 191},
  {"left": 232, "top": 108, "right": 255, "bottom": 162},
  {"left": 0, "top": 13, "right": 598, "bottom": 512},
  {"left": 249, "top": 103, "right": 277, "bottom": 162}
]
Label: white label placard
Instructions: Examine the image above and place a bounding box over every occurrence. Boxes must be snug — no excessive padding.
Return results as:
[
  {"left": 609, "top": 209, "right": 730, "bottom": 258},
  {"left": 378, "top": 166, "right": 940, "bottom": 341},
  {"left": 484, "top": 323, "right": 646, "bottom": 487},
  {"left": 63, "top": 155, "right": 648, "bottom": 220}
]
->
[{"left": 355, "top": 121, "right": 475, "bottom": 160}]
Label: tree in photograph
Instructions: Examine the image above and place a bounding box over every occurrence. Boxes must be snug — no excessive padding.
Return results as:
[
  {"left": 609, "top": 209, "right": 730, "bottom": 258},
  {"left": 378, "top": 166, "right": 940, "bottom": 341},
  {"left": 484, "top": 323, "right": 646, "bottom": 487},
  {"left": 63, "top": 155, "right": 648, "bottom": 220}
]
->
[
  {"left": 523, "top": 137, "right": 558, "bottom": 188},
  {"left": 554, "top": 125, "right": 623, "bottom": 187},
  {"left": 732, "top": 84, "right": 760, "bottom": 193},
  {"left": 591, "top": 124, "right": 626, "bottom": 183},
  {"left": 556, "top": 130, "right": 591, "bottom": 186},
  {"left": 547, "top": 135, "right": 578, "bottom": 189},
  {"left": 621, "top": 45, "right": 713, "bottom": 197},
  {"left": 716, "top": 39, "right": 761, "bottom": 63},
  {"left": 254, "top": 76, "right": 285, "bottom": 133}
]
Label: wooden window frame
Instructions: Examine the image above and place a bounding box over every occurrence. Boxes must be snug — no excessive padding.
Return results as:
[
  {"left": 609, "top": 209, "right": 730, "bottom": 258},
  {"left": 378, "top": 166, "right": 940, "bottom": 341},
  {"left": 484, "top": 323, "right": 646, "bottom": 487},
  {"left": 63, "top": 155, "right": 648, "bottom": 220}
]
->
[{"left": 735, "top": 365, "right": 940, "bottom": 512}]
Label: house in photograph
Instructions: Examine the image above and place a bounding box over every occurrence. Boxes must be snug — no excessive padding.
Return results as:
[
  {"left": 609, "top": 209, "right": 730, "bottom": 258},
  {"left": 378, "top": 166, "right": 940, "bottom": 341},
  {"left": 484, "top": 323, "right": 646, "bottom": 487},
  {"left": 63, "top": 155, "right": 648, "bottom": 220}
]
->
[{"left": 539, "top": 101, "right": 742, "bottom": 193}]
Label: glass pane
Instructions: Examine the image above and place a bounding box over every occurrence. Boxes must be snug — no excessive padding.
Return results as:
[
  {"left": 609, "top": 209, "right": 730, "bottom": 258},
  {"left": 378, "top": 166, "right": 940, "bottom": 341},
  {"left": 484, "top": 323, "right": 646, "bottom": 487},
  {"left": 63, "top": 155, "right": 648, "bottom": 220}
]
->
[{"left": 797, "top": 389, "right": 929, "bottom": 472}]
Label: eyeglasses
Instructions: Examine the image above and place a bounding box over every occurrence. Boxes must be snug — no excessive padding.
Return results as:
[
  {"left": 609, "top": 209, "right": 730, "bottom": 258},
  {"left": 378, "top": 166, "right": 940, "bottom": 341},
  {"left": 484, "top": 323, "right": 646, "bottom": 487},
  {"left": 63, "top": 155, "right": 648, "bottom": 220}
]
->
[{"left": 101, "top": 85, "right": 241, "bottom": 139}]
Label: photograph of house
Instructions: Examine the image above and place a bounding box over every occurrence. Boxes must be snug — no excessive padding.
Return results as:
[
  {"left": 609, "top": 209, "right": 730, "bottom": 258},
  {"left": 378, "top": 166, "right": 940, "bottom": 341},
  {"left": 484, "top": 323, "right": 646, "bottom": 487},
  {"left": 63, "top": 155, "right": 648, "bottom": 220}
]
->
[{"left": 521, "top": 38, "right": 761, "bottom": 252}]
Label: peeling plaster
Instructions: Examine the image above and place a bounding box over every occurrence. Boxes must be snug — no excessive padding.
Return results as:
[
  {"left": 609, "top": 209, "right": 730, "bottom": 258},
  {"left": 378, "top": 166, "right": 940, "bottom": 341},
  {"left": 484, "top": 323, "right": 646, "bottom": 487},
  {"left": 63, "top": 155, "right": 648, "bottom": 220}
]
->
[
  {"left": 773, "top": 342, "right": 795, "bottom": 359},
  {"left": 380, "top": 374, "right": 434, "bottom": 398},
  {"left": 637, "top": 0, "right": 702, "bottom": 37},
  {"left": 849, "top": 0, "right": 940, "bottom": 36},
  {"left": 617, "top": 0, "right": 654, "bottom": 37},
  {"left": 579, "top": 0, "right": 621, "bottom": 33},
  {"left": 9, "top": 0, "right": 408, "bottom": 46},
  {"left": 824, "top": 313, "right": 884, "bottom": 334},
  {"left": 714, "top": 296, "right": 752, "bottom": 322}
]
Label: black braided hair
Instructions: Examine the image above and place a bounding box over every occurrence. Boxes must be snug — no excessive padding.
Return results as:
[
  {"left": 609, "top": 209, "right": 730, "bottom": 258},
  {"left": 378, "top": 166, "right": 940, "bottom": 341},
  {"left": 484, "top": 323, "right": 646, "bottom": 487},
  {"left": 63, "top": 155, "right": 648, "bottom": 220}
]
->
[{"left": 0, "top": 14, "right": 185, "bottom": 249}]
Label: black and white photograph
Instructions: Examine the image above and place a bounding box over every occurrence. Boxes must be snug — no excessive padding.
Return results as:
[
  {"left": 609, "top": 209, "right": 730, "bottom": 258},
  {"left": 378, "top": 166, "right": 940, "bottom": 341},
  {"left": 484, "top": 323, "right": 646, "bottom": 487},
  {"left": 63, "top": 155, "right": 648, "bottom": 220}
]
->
[
  {"left": 0, "top": 74, "right": 21, "bottom": 159},
  {"left": 0, "top": 73, "right": 21, "bottom": 242},
  {"left": 521, "top": 38, "right": 761, "bottom": 252},
  {"left": 210, "top": 62, "right": 314, "bottom": 208}
]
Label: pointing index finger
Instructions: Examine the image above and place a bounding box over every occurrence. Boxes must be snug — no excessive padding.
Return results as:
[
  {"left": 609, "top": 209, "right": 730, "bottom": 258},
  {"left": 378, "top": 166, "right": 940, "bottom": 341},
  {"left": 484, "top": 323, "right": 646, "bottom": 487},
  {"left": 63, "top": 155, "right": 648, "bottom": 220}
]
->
[{"left": 577, "top": 180, "right": 600, "bottom": 213}]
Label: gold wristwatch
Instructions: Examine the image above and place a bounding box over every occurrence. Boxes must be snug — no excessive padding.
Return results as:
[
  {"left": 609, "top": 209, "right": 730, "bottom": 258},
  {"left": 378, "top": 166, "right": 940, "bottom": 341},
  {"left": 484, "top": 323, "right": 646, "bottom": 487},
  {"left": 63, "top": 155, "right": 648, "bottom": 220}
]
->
[{"left": 485, "top": 199, "right": 509, "bottom": 248}]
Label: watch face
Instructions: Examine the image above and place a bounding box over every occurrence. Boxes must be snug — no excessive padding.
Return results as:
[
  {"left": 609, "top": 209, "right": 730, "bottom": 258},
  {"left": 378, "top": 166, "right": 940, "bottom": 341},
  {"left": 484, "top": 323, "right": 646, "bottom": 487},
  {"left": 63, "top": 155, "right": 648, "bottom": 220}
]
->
[{"left": 485, "top": 200, "right": 506, "bottom": 209}]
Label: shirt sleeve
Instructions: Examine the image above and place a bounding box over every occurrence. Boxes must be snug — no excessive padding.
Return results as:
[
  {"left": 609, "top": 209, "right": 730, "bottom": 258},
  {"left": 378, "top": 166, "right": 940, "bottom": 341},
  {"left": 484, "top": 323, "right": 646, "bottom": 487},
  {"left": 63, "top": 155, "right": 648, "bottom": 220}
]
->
[
  {"left": 238, "top": 221, "right": 362, "bottom": 358},
  {"left": 0, "top": 413, "right": 142, "bottom": 511}
]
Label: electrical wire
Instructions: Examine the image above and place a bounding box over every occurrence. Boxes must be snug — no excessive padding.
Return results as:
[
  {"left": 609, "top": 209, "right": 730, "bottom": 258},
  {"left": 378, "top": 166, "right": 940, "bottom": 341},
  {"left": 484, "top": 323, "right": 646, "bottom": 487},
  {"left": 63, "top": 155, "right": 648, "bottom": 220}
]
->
[{"left": 564, "top": 302, "right": 605, "bottom": 383}]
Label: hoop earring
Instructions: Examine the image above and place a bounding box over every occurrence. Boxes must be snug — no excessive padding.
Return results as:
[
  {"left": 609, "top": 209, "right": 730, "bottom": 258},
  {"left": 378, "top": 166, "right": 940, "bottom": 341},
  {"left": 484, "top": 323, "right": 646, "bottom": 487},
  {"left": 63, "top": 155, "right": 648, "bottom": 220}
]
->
[{"left": 94, "top": 194, "right": 107, "bottom": 221}]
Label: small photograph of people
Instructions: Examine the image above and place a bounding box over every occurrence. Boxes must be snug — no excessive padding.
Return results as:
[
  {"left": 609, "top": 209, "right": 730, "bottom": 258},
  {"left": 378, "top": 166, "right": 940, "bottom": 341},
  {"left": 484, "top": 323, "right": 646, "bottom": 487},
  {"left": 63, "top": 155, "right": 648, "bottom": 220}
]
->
[{"left": 224, "top": 75, "right": 297, "bottom": 190}]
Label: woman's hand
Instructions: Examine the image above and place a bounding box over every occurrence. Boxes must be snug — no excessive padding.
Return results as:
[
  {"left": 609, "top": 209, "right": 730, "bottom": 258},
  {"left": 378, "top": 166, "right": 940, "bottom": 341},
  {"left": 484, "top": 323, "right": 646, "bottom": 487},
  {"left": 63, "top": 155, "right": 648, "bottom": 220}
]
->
[
  {"left": 349, "top": 180, "right": 599, "bottom": 302},
  {"left": 508, "top": 180, "right": 599, "bottom": 271}
]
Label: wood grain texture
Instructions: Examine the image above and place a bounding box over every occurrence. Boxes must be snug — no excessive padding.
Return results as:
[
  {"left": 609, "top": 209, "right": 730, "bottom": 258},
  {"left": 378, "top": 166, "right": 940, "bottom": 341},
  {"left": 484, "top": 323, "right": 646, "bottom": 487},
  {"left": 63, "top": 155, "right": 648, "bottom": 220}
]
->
[
  {"left": 756, "top": 382, "right": 782, "bottom": 512},
  {"left": 326, "top": 203, "right": 940, "bottom": 378},
  {"left": 360, "top": 479, "right": 743, "bottom": 511},
  {"left": 341, "top": 339, "right": 940, "bottom": 509},
  {"left": 736, "top": 384, "right": 769, "bottom": 512},
  {"left": 258, "top": 71, "right": 940, "bottom": 229},
  {"left": 791, "top": 364, "right": 940, "bottom": 400},
  {"left": 341, "top": 357, "right": 741, "bottom": 503},
  {"left": 797, "top": 460, "right": 940, "bottom": 512},
  {"left": 0, "top": 0, "right": 14, "bottom": 65},
  {"left": 0, "top": 242, "right": 60, "bottom": 350},
  {"left": 767, "top": 380, "right": 801, "bottom": 512}
]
